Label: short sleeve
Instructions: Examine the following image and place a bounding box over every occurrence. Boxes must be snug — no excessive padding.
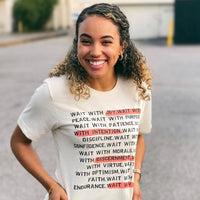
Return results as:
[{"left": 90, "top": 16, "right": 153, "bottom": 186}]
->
[
  {"left": 17, "top": 82, "right": 58, "bottom": 141},
  {"left": 139, "top": 93, "right": 152, "bottom": 134}
]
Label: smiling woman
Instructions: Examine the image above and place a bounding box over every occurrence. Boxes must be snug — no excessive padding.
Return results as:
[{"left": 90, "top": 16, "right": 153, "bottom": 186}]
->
[
  {"left": 77, "top": 15, "right": 124, "bottom": 90},
  {"left": 11, "top": 3, "right": 152, "bottom": 200},
  {"left": 50, "top": 3, "right": 152, "bottom": 100}
]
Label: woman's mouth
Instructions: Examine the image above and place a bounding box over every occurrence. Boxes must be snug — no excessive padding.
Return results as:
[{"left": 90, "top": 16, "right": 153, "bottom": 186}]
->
[{"left": 88, "top": 60, "right": 106, "bottom": 69}]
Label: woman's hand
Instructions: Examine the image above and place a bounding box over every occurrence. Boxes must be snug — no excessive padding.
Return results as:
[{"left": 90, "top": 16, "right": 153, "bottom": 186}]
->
[
  {"left": 49, "top": 183, "right": 68, "bottom": 200},
  {"left": 132, "top": 181, "right": 142, "bottom": 200}
]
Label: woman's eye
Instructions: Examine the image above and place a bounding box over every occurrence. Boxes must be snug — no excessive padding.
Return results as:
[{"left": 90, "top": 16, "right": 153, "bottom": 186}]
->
[
  {"left": 81, "top": 40, "right": 91, "bottom": 45},
  {"left": 103, "top": 40, "right": 112, "bottom": 45}
]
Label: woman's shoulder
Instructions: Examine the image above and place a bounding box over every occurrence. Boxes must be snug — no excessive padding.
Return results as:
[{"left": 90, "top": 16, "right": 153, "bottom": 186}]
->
[
  {"left": 118, "top": 76, "right": 137, "bottom": 90},
  {"left": 118, "top": 76, "right": 151, "bottom": 101},
  {"left": 44, "top": 75, "right": 71, "bottom": 102},
  {"left": 119, "top": 76, "right": 151, "bottom": 92},
  {"left": 44, "top": 75, "right": 67, "bottom": 85}
]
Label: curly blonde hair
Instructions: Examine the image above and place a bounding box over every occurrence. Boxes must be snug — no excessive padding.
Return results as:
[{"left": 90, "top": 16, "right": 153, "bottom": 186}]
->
[{"left": 49, "top": 3, "right": 152, "bottom": 100}]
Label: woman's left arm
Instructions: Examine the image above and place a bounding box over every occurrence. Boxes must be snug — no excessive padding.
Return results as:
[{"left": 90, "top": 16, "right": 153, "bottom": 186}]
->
[{"left": 133, "top": 134, "right": 145, "bottom": 200}]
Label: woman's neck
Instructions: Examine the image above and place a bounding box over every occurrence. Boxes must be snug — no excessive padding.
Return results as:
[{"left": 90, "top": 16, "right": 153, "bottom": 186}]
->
[{"left": 88, "top": 75, "right": 117, "bottom": 91}]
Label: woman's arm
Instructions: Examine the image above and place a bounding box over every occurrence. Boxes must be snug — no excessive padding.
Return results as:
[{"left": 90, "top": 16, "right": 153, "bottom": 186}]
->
[
  {"left": 133, "top": 134, "right": 145, "bottom": 200},
  {"left": 10, "top": 125, "right": 68, "bottom": 200}
]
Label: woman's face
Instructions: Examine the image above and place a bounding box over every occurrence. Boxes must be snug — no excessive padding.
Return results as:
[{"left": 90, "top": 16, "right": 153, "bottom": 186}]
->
[{"left": 77, "top": 15, "right": 124, "bottom": 85}]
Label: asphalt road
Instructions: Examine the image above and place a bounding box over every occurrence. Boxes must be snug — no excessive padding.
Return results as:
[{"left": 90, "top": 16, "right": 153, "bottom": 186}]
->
[{"left": 0, "top": 36, "right": 200, "bottom": 200}]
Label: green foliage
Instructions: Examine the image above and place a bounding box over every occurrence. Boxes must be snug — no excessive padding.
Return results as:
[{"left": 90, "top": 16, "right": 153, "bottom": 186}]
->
[{"left": 13, "top": 0, "right": 58, "bottom": 31}]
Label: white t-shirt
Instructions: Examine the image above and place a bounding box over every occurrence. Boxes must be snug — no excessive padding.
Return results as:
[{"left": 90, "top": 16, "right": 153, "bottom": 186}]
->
[{"left": 18, "top": 75, "right": 152, "bottom": 200}]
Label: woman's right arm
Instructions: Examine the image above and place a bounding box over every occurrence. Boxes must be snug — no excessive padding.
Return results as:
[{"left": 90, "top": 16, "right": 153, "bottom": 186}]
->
[{"left": 10, "top": 125, "right": 68, "bottom": 200}]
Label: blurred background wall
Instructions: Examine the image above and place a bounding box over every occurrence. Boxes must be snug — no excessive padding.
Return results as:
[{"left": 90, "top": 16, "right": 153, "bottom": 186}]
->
[
  {"left": 0, "top": 0, "right": 15, "bottom": 33},
  {"left": 0, "top": 0, "right": 174, "bottom": 40},
  {"left": 2, "top": 0, "right": 200, "bottom": 42},
  {"left": 80, "top": 0, "right": 174, "bottom": 39}
]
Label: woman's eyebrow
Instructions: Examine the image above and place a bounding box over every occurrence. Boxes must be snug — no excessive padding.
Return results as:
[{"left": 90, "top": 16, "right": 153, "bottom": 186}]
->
[
  {"left": 101, "top": 35, "right": 114, "bottom": 39},
  {"left": 80, "top": 33, "right": 92, "bottom": 38},
  {"left": 80, "top": 33, "right": 114, "bottom": 40}
]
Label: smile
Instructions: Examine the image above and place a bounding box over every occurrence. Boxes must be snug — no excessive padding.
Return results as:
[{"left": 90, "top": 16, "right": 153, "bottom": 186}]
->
[
  {"left": 89, "top": 60, "right": 106, "bottom": 65},
  {"left": 88, "top": 60, "right": 106, "bottom": 69}
]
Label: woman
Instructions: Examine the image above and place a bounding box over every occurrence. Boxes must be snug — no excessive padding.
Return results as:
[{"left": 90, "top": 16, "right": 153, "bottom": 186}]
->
[{"left": 11, "top": 3, "right": 152, "bottom": 200}]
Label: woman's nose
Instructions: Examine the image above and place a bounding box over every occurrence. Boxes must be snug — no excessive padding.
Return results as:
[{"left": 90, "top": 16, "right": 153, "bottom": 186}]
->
[{"left": 90, "top": 43, "right": 101, "bottom": 57}]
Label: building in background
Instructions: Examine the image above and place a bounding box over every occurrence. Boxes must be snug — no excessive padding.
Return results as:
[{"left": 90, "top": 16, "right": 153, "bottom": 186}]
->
[
  {"left": 0, "top": 0, "right": 174, "bottom": 40},
  {"left": 79, "top": 0, "right": 174, "bottom": 39},
  {"left": 45, "top": 0, "right": 81, "bottom": 30},
  {"left": 0, "top": 0, "right": 15, "bottom": 34},
  {"left": 0, "top": 0, "right": 80, "bottom": 34},
  {"left": 174, "top": 0, "right": 200, "bottom": 44}
]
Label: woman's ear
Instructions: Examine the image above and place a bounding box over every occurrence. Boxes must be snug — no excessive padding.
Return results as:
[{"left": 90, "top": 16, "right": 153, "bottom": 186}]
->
[{"left": 120, "top": 41, "right": 126, "bottom": 55}]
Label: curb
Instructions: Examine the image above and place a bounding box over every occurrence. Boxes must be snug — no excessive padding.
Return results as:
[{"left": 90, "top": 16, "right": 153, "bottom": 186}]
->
[{"left": 0, "top": 30, "right": 69, "bottom": 47}]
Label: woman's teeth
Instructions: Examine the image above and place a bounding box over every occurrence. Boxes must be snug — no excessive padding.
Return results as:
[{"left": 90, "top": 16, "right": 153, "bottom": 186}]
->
[{"left": 89, "top": 60, "right": 105, "bottom": 65}]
